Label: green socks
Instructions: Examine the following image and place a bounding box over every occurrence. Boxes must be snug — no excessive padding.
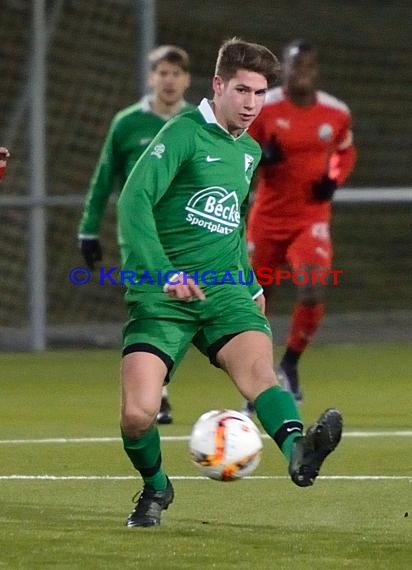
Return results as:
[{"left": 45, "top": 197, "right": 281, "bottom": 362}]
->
[
  {"left": 254, "top": 385, "right": 303, "bottom": 461},
  {"left": 122, "top": 425, "right": 168, "bottom": 491}
]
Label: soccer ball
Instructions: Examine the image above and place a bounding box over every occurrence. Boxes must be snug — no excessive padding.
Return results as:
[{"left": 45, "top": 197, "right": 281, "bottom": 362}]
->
[{"left": 189, "top": 409, "right": 263, "bottom": 481}]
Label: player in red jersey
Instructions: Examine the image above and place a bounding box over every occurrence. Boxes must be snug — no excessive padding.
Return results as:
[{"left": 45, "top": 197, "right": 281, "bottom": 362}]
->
[
  {"left": 0, "top": 147, "right": 10, "bottom": 180},
  {"left": 243, "top": 40, "right": 356, "bottom": 410}
]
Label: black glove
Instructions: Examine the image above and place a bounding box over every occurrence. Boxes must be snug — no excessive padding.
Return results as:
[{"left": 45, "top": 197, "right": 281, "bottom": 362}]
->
[
  {"left": 79, "top": 238, "right": 102, "bottom": 270},
  {"left": 260, "top": 137, "right": 284, "bottom": 166},
  {"left": 312, "top": 175, "right": 338, "bottom": 202}
]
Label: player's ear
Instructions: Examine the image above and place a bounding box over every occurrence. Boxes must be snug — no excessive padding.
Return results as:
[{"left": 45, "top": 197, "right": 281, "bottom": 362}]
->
[
  {"left": 147, "top": 70, "right": 156, "bottom": 90},
  {"left": 213, "top": 75, "right": 225, "bottom": 96},
  {"left": 184, "top": 72, "right": 191, "bottom": 90}
]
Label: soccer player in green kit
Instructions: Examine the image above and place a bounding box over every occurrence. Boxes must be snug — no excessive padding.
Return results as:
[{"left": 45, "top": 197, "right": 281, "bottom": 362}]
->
[
  {"left": 78, "top": 45, "right": 193, "bottom": 424},
  {"left": 118, "top": 38, "right": 343, "bottom": 528}
]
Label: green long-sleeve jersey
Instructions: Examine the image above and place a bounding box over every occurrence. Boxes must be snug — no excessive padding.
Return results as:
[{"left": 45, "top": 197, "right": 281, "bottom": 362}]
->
[
  {"left": 117, "top": 98, "right": 263, "bottom": 300},
  {"left": 78, "top": 96, "right": 194, "bottom": 237}
]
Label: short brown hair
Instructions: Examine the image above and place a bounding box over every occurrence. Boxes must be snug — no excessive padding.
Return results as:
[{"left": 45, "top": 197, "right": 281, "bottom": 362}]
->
[
  {"left": 148, "top": 45, "right": 190, "bottom": 72},
  {"left": 215, "top": 38, "right": 280, "bottom": 86}
]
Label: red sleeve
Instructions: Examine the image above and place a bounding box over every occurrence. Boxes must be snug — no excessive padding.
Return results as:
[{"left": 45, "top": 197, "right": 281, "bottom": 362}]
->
[
  {"left": 329, "top": 113, "right": 357, "bottom": 185},
  {"left": 329, "top": 146, "right": 356, "bottom": 186}
]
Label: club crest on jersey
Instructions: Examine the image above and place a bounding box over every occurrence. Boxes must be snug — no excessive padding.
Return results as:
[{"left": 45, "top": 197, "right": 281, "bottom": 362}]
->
[
  {"left": 150, "top": 143, "right": 165, "bottom": 159},
  {"left": 185, "top": 187, "right": 240, "bottom": 235},
  {"left": 244, "top": 154, "right": 254, "bottom": 184},
  {"left": 318, "top": 123, "right": 333, "bottom": 141}
]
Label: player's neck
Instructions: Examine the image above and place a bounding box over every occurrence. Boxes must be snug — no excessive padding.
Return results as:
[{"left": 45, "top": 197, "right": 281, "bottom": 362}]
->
[
  {"left": 285, "top": 88, "right": 316, "bottom": 108},
  {"left": 150, "top": 97, "right": 184, "bottom": 119},
  {"left": 210, "top": 100, "right": 244, "bottom": 138}
]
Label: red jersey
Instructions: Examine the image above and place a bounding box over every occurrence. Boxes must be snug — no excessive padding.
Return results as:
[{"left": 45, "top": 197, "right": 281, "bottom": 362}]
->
[{"left": 248, "top": 87, "right": 356, "bottom": 238}]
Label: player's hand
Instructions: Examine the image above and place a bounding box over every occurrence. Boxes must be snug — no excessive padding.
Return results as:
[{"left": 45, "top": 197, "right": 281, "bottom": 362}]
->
[
  {"left": 79, "top": 238, "right": 102, "bottom": 270},
  {"left": 165, "top": 275, "right": 206, "bottom": 302},
  {"left": 312, "top": 175, "right": 338, "bottom": 202},
  {"left": 254, "top": 292, "right": 266, "bottom": 314},
  {"left": 0, "top": 147, "right": 10, "bottom": 180},
  {"left": 260, "top": 137, "right": 284, "bottom": 166},
  {"left": 0, "top": 147, "right": 10, "bottom": 160}
]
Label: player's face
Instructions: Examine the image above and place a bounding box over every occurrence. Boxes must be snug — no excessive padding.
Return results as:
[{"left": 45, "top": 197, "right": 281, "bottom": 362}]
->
[
  {"left": 213, "top": 69, "right": 268, "bottom": 136},
  {"left": 149, "top": 61, "right": 190, "bottom": 106},
  {"left": 283, "top": 51, "right": 319, "bottom": 95}
]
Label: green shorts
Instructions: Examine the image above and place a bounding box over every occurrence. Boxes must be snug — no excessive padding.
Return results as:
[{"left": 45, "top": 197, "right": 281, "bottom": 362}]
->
[{"left": 122, "top": 284, "right": 272, "bottom": 381}]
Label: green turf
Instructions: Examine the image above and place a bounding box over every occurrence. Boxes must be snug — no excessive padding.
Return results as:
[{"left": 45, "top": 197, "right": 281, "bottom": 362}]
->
[{"left": 0, "top": 345, "right": 411, "bottom": 569}]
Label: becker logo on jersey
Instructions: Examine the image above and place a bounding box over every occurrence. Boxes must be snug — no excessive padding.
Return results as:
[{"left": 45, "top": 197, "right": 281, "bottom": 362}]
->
[{"left": 185, "top": 187, "right": 240, "bottom": 235}]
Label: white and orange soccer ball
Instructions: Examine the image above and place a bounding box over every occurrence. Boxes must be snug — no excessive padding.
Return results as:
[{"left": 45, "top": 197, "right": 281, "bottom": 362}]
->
[{"left": 189, "top": 409, "right": 263, "bottom": 481}]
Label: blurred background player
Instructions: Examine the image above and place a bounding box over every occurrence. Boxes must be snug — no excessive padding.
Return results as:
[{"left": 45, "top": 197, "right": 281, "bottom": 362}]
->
[
  {"left": 78, "top": 45, "right": 193, "bottom": 424},
  {"left": 0, "top": 147, "right": 10, "bottom": 180},
  {"left": 243, "top": 39, "right": 356, "bottom": 412}
]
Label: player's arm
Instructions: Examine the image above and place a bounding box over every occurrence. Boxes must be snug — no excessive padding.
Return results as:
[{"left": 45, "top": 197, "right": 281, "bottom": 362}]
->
[
  {"left": 313, "top": 113, "right": 356, "bottom": 201},
  {"left": 328, "top": 116, "right": 357, "bottom": 186},
  {"left": 118, "top": 118, "right": 204, "bottom": 301},
  {"left": 248, "top": 109, "right": 284, "bottom": 166},
  {"left": 78, "top": 118, "right": 120, "bottom": 268}
]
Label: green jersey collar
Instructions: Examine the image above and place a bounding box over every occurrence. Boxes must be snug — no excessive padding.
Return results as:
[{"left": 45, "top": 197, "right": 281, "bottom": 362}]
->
[
  {"left": 198, "top": 98, "right": 247, "bottom": 140},
  {"left": 139, "top": 95, "right": 190, "bottom": 119}
]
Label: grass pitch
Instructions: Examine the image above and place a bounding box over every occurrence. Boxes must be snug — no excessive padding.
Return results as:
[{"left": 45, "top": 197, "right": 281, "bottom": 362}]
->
[{"left": 0, "top": 344, "right": 411, "bottom": 569}]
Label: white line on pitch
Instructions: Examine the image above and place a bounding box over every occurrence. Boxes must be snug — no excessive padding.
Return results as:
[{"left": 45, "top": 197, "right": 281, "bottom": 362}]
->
[
  {"left": 0, "top": 431, "right": 411, "bottom": 445},
  {"left": 0, "top": 475, "right": 410, "bottom": 481}
]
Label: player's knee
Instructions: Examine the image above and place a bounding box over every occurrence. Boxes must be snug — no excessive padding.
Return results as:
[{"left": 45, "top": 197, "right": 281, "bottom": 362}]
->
[
  {"left": 295, "top": 266, "right": 329, "bottom": 304},
  {"left": 121, "top": 407, "right": 156, "bottom": 437},
  {"left": 297, "top": 284, "right": 325, "bottom": 305}
]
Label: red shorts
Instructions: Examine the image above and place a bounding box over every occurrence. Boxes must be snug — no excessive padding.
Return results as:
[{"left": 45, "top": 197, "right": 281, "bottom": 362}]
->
[{"left": 248, "top": 222, "right": 333, "bottom": 273}]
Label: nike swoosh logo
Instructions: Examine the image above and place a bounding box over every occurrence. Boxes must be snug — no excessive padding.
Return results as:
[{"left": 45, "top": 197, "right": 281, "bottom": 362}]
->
[
  {"left": 286, "top": 427, "right": 301, "bottom": 433},
  {"left": 206, "top": 156, "right": 221, "bottom": 162}
]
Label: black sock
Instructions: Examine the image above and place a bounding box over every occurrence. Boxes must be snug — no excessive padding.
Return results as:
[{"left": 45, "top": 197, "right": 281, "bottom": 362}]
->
[{"left": 281, "top": 348, "right": 302, "bottom": 368}]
